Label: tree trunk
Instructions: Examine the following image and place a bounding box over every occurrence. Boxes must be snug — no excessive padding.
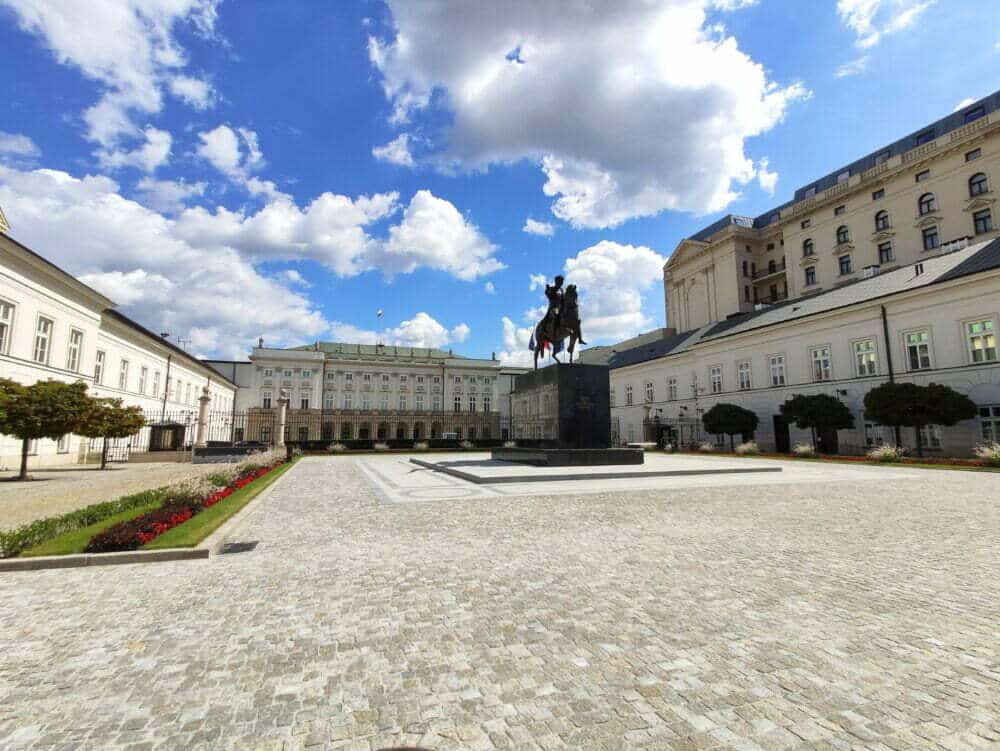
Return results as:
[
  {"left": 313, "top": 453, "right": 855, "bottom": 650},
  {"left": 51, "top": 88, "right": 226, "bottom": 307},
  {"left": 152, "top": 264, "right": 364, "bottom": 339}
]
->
[
  {"left": 101, "top": 438, "right": 108, "bottom": 470},
  {"left": 19, "top": 438, "right": 29, "bottom": 480},
  {"left": 914, "top": 424, "right": 924, "bottom": 458},
  {"left": 810, "top": 427, "right": 817, "bottom": 448},
  {"left": 893, "top": 425, "right": 901, "bottom": 447},
  {"left": 729, "top": 434, "right": 734, "bottom": 451}
]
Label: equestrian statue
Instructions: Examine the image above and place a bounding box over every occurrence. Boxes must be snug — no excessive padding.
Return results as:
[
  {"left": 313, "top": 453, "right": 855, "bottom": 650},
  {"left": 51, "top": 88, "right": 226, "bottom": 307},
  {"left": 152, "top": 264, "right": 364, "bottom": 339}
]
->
[{"left": 530, "top": 274, "right": 586, "bottom": 369}]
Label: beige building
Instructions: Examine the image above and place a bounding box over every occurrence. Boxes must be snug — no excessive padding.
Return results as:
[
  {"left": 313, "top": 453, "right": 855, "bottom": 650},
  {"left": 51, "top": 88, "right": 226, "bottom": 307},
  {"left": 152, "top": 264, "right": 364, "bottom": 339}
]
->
[{"left": 666, "top": 92, "right": 999, "bottom": 331}]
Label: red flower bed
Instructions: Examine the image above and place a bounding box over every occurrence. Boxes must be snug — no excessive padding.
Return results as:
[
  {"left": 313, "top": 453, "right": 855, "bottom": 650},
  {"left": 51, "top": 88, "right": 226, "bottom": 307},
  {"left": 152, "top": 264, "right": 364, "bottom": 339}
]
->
[{"left": 85, "top": 463, "right": 282, "bottom": 553}]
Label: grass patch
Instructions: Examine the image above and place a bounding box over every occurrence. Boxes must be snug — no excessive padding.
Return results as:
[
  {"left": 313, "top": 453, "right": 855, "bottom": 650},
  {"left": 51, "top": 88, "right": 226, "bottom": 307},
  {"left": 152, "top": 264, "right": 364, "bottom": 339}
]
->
[
  {"left": 144, "top": 460, "right": 296, "bottom": 549},
  {"left": 19, "top": 500, "right": 164, "bottom": 557}
]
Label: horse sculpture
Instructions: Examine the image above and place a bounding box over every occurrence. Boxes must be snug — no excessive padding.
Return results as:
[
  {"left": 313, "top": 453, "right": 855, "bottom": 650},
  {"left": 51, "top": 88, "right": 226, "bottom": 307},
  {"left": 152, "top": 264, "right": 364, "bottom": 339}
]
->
[{"left": 532, "top": 283, "right": 585, "bottom": 369}]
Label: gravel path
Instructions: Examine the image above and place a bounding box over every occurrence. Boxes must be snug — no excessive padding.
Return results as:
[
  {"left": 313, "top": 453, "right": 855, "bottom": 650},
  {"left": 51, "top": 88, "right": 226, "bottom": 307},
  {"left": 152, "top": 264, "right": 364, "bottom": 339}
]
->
[
  {"left": 0, "top": 462, "right": 229, "bottom": 530},
  {"left": 1, "top": 456, "right": 998, "bottom": 750}
]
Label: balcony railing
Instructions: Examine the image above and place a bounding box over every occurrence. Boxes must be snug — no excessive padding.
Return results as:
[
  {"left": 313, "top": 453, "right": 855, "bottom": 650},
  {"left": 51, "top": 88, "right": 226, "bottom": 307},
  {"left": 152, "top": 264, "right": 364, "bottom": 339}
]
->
[{"left": 752, "top": 259, "right": 786, "bottom": 279}]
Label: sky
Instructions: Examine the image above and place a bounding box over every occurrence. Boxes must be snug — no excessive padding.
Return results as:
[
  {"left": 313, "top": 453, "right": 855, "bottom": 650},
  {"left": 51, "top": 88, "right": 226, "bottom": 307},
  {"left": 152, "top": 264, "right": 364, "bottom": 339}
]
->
[{"left": 0, "top": 1, "right": 997, "bottom": 365}]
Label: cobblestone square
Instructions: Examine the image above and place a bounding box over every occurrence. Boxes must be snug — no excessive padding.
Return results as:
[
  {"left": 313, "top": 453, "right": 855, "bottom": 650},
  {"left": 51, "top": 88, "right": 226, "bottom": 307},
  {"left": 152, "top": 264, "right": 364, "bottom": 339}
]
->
[{"left": 1, "top": 455, "right": 998, "bottom": 750}]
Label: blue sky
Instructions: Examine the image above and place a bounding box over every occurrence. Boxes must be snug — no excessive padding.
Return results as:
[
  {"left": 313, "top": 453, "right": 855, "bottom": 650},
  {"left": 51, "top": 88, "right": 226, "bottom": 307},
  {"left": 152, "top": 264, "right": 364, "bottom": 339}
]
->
[{"left": 0, "top": 0, "right": 997, "bottom": 362}]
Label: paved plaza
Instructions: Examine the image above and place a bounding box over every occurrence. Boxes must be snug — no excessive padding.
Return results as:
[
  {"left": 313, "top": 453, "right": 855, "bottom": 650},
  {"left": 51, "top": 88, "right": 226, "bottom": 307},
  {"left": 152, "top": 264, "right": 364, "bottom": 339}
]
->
[{"left": 1, "top": 454, "right": 999, "bottom": 750}]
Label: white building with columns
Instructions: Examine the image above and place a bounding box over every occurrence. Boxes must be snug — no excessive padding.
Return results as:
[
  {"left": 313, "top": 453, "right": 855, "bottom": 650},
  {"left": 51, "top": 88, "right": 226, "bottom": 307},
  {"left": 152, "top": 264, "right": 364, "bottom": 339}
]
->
[{"left": 0, "top": 230, "right": 237, "bottom": 470}]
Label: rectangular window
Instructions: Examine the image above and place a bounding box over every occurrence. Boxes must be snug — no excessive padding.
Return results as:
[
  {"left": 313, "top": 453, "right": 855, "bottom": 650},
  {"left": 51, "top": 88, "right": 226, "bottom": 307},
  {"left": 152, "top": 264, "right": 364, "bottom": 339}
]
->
[
  {"left": 980, "top": 405, "right": 1000, "bottom": 442},
  {"left": 610, "top": 386, "right": 616, "bottom": 407},
  {"left": 302, "top": 369, "right": 311, "bottom": 378},
  {"left": 118, "top": 359, "right": 129, "bottom": 390},
  {"left": 810, "top": 346, "right": 832, "bottom": 381},
  {"left": 33, "top": 316, "right": 53, "bottom": 364},
  {"left": 363, "top": 373, "right": 371, "bottom": 382},
  {"left": 744, "top": 285, "right": 750, "bottom": 302},
  {"left": 325, "top": 372, "right": 335, "bottom": 380},
  {"left": 432, "top": 395, "right": 441, "bottom": 411},
  {"left": 904, "top": 330, "right": 932, "bottom": 370},
  {"left": 468, "top": 395, "right": 477, "bottom": 412},
  {"left": 185, "top": 383, "right": 192, "bottom": 404},
  {"left": 324, "top": 393, "right": 335, "bottom": 409},
  {"left": 399, "top": 374, "right": 407, "bottom": 383},
  {"left": 834, "top": 205, "right": 846, "bottom": 216},
  {"left": 914, "top": 130, "right": 934, "bottom": 146},
  {"left": 345, "top": 372, "right": 353, "bottom": 382},
  {"left": 768, "top": 354, "right": 786, "bottom": 386},
  {"left": 57, "top": 434, "right": 70, "bottom": 454},
  {"left": 973, "top": 209, "right": 993, "bottom": 235},
  {"left": 854, "top": 339, "right": 877, "bottom": 376},
  {"left": 915, "top": 169, "right": 930, "bottom": 182},
  {"left": 138, "top": 366, "right": 148, "bottom": 394},
  {"left": 801, "top": 219, "right": 810, "bottom": 229},
  {"left": 300, "top": 396, "right": 309, "bottom": 409},
  {"left": 344, "top": 393, "right": 353, "bottom": 409},
  {"left": 152, "top": 371, "right": 160, "bottom": 397},
  {"left": 667, "top": 377, "right": 678, "bottom": 401},
  {"left": 878, "top": 242, "right": 894, "bottom": 264},
  {"left": 644, "top": 381, "right": 654, "bottom": 403},
  {"left": 484, "top": 394, "right": 492, "bottom": 412},
  {"left": 454, "top": 375, "right": 462, "bottom": 383},
  {"left": 625, "top": 384, "right": 633, "bottom": 406},
  {"left": 919, "top": 424, "right": 942, "bottom": 450},
  {"left": 66, "top": 328, "right": 83, "bottom": 372},
  {"left": 875, "top": 150, "right": 890, "bottom": 164},
  {"left": 838, "top": 255, "right": 853, "bottom": 276},
  {"left": 399, "top": 395, "right": 407, "bottom": 410},
  {"left": 737, "top": 361, "right": 752, "bottom": 390},
  {"left": 283, "top": 369, "right": 292, "bottom": 377},
  {"left": 963, "top": 105, "right": 985, "bottom": 124},
  {"left": 416, "top": 394, "right": 424, "bottom": 411},
  {"left": 380, "top": 394, "right": 389, "bottom": 410},
  {"left": 453, "top": 395, "right": 462, "bottom": 412},
  {"left": 804, "top": 266, "right": 817, "bottom": 286},
  {"left": 262, "top": 391, "right": 272, "bottom": 408},
  {"left": 871, "top": 188, "right": 885, "bottom": 200},
  {"left": 966, "top": 148, "right": 982, "bottom": 162},
  {"left": 710, "top": 365, "right": 723, "bottom": 394},
  {"left": 966, "top": 319, "right": 997, "bottom": 363},
  {"left": 0, "top": 300, "right": 12, "bottom": 355},
  {"left": 922, "top": 226, "right": 939, "bottom": 250},
  {"left": 362, "top": 393, "right": 371, "bottom": 410},
  {"left": 382, "top": 374, "right": 390, "bottom": 382},
  {"left": 263, "top": 368, "right": 273, "bottom": 377}
]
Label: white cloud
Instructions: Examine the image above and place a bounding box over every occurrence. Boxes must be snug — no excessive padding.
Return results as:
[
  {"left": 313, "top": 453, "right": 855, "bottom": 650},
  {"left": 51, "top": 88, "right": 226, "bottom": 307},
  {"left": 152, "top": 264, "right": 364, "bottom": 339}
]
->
[
  {"left": 953, "top": 97, "right": 977, "bottom": 112},
  {"left": 2, "top": 0, "right": 220, "bottom": 161},
  {"left": 98, "top": 126, "right": 172, "bottom": 173},
  {"left": 837, "top": 0, "right": 934, "bottom": 49},
  {"left": 834, "top": 56, "right": 869, "bottom": 78},
  {"left": 529, "top": 273, "right": 547, "bottom": 291},
  {"left": 484, "top": 281, "right": 496, "bottom": 295},
  {"left": 497, "top": 315, "right": 535, "bottom": 367},
  {"left": 522, "top": 218, "right": 555, "bottom": 236},
  {"left": 134, "top": 176, "right": 206, "bottom": 213},
  {"left": 329, "top": 312, "right": 470, "bottom": 350},
  {"left": 372, "top": 134, "right": 415, "bottom": 167},
  {"left": 169, "top": 75, "right": 215, "bottom": 109},
  {"left": 0, "top": 132, "right": 41, "bottom": 157},
  {"left": 196, "top": 124, "right": 243, "bottom": 174},
  {"left": 755, "top": 157, "right": 778, "bottom": 195},
  {"left": 369, "top": 1, "right": 807, "bottom": 228},
  {"left": 196, "top": 124, "right": 284, "bottom": 198},
  {"left": 279, "top": 269, "right": 311, "bottom": 287}
]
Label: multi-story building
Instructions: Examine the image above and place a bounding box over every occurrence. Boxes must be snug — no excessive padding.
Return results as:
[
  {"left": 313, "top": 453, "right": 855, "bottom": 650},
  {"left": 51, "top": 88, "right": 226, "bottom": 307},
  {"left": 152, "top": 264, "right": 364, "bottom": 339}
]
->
[
  {"left": 0, "top": 231, "right": 237, "bottom": 469},
  {"left": 666, "top": 91, "right": 999, "bottom": 331},
  {"left": 206, "top": 343, "right": 524, "bottom": 442}
]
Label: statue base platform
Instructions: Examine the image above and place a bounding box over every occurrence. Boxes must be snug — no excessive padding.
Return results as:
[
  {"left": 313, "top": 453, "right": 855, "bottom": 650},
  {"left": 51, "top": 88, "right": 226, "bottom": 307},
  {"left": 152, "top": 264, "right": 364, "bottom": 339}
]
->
[{"left": 490, "top": 447, "right": 643, "bottom": 467}]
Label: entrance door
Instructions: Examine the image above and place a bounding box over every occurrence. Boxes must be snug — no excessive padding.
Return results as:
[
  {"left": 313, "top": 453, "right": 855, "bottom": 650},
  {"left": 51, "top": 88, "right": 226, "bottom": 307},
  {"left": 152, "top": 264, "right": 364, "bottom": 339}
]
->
[{"left": 773, "top": 415, "right": 790, "bottom": 453}]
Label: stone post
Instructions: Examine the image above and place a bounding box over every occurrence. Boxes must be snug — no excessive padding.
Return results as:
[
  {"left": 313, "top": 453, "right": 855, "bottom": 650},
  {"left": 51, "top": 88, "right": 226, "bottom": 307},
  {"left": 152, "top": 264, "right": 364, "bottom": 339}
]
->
[
  {"left": 195, "top": 386, "right": 212, "bottom": 448},
  {"left": 275, "top": 390, "right": 289, "bottom": 449}
]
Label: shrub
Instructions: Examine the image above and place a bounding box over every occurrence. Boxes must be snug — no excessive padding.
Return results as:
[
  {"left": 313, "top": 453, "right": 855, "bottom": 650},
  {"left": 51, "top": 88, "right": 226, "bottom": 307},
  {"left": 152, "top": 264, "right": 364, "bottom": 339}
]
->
[
  {"left": 662, "top": 443, "right": 674, "bottom": 453},
  {"left": 973, "top": 442, "right": 1000, "bottom": 467},
  {"left": 413, "top": 441, "right": 429, "bottom": 451},
  {"left": 374, "top": 442, "right": 390, "bottom": 451},
  {"left": 503, "top": 440, "right": 517, "bottom": 449},
  {"left": 792, "top": 442, "right": 816, "bottom": 457},
  {"left": 698, "top": 441, "right": 716, "bottom": 453},
  {"left": 867, "top": 444, "right": 905, "bottom": 463},
  {"left": 206, "top": 465, "right": 241, "bottom": 487},
  {"left": 460, "top": 440, "right": 474, "bottom": 450},
  {"left": 735, "top": 441, "right": 760, "bottom": 456},
  {"left": 329, "top": 442, "right": 347, "bottom": 453},
  {"left": 238, "top": 448, "right": 284, "bottom": 473}
]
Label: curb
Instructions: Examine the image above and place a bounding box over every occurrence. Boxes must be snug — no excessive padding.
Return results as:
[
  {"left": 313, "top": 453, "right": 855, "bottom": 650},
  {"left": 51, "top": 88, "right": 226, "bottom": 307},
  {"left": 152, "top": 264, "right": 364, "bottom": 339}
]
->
[{"left": 0, "top": 547, "right": 207, "bottom": 572}]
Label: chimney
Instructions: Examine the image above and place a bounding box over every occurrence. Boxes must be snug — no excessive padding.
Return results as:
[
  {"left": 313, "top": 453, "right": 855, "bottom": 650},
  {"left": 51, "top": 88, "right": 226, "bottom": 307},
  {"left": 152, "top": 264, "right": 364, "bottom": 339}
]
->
[
  {"left": 257, "top": 336, "right": 264, "bottom": 348},
  {"left": 492, "top": 351, "right": 497, "bottom": 360}
]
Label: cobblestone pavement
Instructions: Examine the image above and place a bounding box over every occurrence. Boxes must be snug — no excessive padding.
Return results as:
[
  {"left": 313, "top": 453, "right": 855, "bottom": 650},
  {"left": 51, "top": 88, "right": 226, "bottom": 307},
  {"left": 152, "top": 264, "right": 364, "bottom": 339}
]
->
[
  {"left": 0, "top": 462, "right": 228, "bottom": 530},
  {"left": 1, "top": 456, "right": 999, "bottom": 750}
]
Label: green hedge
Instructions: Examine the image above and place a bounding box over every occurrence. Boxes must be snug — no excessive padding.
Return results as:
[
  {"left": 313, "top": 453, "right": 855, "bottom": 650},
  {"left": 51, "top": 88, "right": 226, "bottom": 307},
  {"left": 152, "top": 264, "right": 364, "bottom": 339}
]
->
[{"left": 0, "top": 487, "right": 169, "bottom": 558}]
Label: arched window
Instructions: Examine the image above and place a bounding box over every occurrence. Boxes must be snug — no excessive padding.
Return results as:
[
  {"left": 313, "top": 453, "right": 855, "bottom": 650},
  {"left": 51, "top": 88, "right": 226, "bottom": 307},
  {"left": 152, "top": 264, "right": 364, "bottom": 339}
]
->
[
  {"left": 969, "top": 172, "right": 989, "bottom": 197},
  {"left": 768, "top": 259, "right": 776, "bottom": 273},
  {"left": 918, "top": 192, "right": 936, "bottom": 215},
  {"left": 875, "top": 210, "right": 890, "bottom": 231},
  {"left": 802, "top": 238, "right": 814, "bottom": 257},
  {"left": 836, "top": 225, "right": 850, "bottom": 244}
]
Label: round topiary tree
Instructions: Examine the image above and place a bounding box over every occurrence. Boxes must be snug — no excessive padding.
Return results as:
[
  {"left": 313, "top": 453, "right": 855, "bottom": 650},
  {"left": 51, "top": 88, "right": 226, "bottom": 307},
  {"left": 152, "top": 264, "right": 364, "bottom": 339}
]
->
[
  {"left": 864, "top": 381, "right": 977, "bottom": 457},
  {"left": 702, "top": 403, "right": 759, "bottom": 450},
  {"left": 779, "top": 393, "right": 855, "bottom": 451},
  {"left": 76, "top": 397, "right": 147, "bottom": 469}
]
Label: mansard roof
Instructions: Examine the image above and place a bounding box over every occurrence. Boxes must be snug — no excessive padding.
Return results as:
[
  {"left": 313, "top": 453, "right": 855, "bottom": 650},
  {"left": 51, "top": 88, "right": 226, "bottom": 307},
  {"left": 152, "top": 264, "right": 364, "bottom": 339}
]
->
[{"left": 284, "top": 341, "right": 502, "bottom": 366}]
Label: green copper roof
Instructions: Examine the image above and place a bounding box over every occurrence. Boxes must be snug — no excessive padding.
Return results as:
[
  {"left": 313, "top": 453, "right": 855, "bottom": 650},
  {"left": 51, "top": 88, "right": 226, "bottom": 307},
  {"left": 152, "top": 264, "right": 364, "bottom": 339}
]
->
[{"left": 287, "top": 342, "right": 471, "bottom": 362}]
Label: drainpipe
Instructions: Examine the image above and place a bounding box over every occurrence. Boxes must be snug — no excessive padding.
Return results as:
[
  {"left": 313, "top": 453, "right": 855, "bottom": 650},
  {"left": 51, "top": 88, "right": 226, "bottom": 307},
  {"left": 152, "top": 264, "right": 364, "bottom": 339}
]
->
[
  {"left": 160, "top": 354, "right": 173, "bottom": 422},
  {"left": 881, "top": 304, "right": 901, "bottom": 445}
]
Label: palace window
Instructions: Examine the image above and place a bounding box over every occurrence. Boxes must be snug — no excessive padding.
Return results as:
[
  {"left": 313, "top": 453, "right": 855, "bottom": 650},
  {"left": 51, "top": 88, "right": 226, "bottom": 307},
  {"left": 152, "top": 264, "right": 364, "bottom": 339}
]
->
[
  {"left": 454, "top": 375, "right": 462, "bottom": 383},
  {"left": 922, "top": 226, "right": 939, "bottom": 251},
  {"left": 876, "top": 149, "right": 890, "bottom": 164},
  {"left": 324, "top": 393, "right": 335, "bottom": 409},
  {"left": 709, "top": 365, "right": 723, "bottom": 394},
  {"left": 283, "top": 369, "right": 292, "bottom": 377},
  {"left": 302, "top": 369, "right": 311, "bottom": 378},
  {"left": 966, "top": 148, "right": 982, "bottom": 162},
  {"left": 804, "top": 266, "right": 817, "bottom": 286},
  {"left": 963, "top": 105, "right": 985, "bottom": 124},
  {"left": 186, "top": 383, "right": 192, "bottom": 404},
  {"left": 836, "top": 225, "right": 850, "bottom": 245},
  {"left": 878, "top": 241, "right": 894, "bottom": 264},
  {"left": 918, "top": 192, "right": 936, "bottom": 216},
  {"left": 345, "top": 372, "right": 353, "bottom": 382},
  {"left": 667, "top": 377, "right": 678, "bottom": 401},
  {"left": 399, "top": 395, "right": 407, "bottom": 410},
  {"left": 801, "top": 219, "right": 811, "bottom": 229},
  {"left": 904, "top": 330, "right": 932, "bottom": 371},
  {"left": 138, "top": 366, "right": 148, "bottom": 395},
  {"left": 872, "top": 188, "right": 885, "bottom": 200},
  {"left": 57, "top": 434, "right": 70, "bottom": 454},
  {"left": 914, "top": 130, "right": 934, "bottom": 146},
  {"left": 838, "top": 255, "right": 853, "bottom": 276},
  {"left": 326, "top": 372, "right": 335, "bottom": 380},
  {"left": 454, "top": 395, "right": 462, "bottom": 412},
  {"left": 0, "top": 300, "right": 12, "bottom": 355},
  {"left": 874, "top": 210, "right": 890, "bottom": 231},
  {"left": 834, "top": 205, "right": 846, "bottom": 216},
  {"left": 416, "top": 394, "right": 424, "bottom": 411},
  {"left": 382, "top": 373, "right": 390, "bottom": 382},
  {"left": 854, "top": 339, "right": 877, "bottom": 376},
  {"left": 980, "top": 405, "right": 1000, "bottom": 442},
  {"left": 744, "top": 285, "right": 750, "bottom": 302},
  {"left": 363, "top": 373, "right": 371, "bottom": 382},
  {"left": 769, "top": 354, "right": 786, "bottom": 386},
  {"left": 802, "top": 238, "right": 814, "bottom": 257},
  {"left": 919, "top": 424, "right": 942, "bottom": 450},
  {"left": 399, "top": 374, "right": 407, "bottom": 383},
  {"left": 362, "top": 393, "right": 371, "bottom": 409},
  {"left": 344, "top": 393, "right": 353, "bottom": 409},
  {"left": 644, "top": 381, "right": 654, "bottom": 403},
  {"left": 742, "top": 260, "right": 748, "bottom": 277},
  {"left": 380, "top": 394, "right": 389, "bottom": 410},
  {"left": 965, "top": 319, "right": 997, "bottom": 363},
  {"left": 33, "top": 316, "right": 53, "bottom": 364},
  {"left": 469, "top": 395, "right": 477, "bottom": 412},
  {"left": 737, "top": 361, "right": 752, "bottom": 391},
  {"left": 969, "top": 172, "right": 989, "bottom": 197},
  {"left": 300, "top": 396, "right": 310, "bottom": 409},
  {"left": 432, "top": 395, "right": 441, "bottom": 410},
  {"left": 973, "top": 208, "right": 993, "bottom": 235},
  {"left": 66, "top": 328, "right": 83, "bottom": 372},
  {"left": 433, "top": 375, "right": 440, "bottom": 383},
  {"left": 610, "top": 386, "right": 615, "bottom": 407},
  {"left": 152, "top": 371, "right": 160, "bottom": 397},
  {"left": 118, "top": 359, "right": 129, "bottom": 390},
  {"left": 484, "top": 394, "right": 491, "bottom": 412},
  {"left": 915, "top": 169, "right": 930, "bottom": 183},
  {"left": 263, "top": 368, "right": 273, "bottom": 377},
  {"left": 810, "top": 346, "right": 832, "bottom": 381},
  {"left": 262, "top": 391, "right": 272, "bottom": 409},
  {"left": 625, "top": 384, "right": 634, "bottom": 406}
]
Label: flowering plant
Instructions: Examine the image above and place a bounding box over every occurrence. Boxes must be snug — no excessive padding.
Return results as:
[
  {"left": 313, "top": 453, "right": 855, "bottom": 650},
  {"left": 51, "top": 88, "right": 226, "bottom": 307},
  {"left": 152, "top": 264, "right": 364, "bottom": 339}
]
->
[
  {"left": 792, "top": 443, "right": 816, "bottom": 457},
  {"left": 973, "top": 442, "right": 1000, "bottom": 467},
  {"left": 867, "top": 444, "right": 906, "bottom": 463},
  {"left": 735, "top": 441, "right": 760, "bottom": 456}
]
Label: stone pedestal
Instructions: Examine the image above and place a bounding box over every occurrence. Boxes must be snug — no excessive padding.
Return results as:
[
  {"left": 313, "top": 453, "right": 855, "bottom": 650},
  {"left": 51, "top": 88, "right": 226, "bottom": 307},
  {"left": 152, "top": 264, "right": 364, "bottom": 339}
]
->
[{"left": 194, "top": 386, "right": 211, "bottom": 448}]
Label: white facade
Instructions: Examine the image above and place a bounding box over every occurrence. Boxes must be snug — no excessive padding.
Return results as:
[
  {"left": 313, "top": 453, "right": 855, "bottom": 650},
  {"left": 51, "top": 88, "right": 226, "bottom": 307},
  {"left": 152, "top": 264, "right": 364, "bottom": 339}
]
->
[{"left": 0, "top": 232, "right": 236, "bottom": 469}]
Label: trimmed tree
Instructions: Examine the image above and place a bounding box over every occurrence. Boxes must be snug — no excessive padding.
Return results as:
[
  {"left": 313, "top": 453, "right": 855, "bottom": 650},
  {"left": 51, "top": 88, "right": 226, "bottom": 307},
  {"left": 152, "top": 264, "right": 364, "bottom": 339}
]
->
[
  {"left": 0, "top": 379, "right": 93, "bottom": 480},
  {"left": 702, "top": 403, "right": 759, "bottom": 450},
  {"left": 779, "top": 393, "right": 855, "bottom": 451},
  {"left": 76, "top": 398, "right": 146, "bottom": 470},
  {"left": 864, "top": 381, "right": 977, "bottom": 457}
]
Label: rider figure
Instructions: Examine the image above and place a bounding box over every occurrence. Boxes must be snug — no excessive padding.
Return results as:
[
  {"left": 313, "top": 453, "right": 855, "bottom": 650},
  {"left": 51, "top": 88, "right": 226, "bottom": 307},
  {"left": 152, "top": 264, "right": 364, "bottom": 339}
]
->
[{"left": 542, "top": 275, "right": 564, "bottom": 343}]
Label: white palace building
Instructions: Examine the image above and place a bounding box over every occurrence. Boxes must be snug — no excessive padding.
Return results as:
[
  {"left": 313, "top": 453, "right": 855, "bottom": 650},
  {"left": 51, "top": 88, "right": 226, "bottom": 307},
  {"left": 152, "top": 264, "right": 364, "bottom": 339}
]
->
[{"left": 608, "top": 92, "right": 1000, "bottom": 455}]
